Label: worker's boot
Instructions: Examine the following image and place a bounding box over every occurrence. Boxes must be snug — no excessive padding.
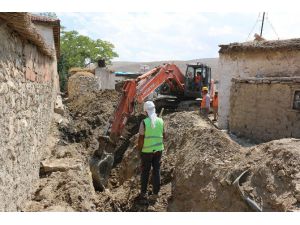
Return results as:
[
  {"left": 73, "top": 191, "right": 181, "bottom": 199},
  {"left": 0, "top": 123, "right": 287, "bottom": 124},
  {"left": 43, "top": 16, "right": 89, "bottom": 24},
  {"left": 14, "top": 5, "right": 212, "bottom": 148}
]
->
[{"left": 137, "top": 192, "right": 147, "bottom": 200}]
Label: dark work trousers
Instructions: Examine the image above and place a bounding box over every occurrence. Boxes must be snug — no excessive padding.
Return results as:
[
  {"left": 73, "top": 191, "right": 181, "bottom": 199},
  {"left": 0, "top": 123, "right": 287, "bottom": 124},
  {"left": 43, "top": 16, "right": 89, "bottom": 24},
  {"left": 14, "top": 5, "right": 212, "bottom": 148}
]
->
[{"left": 140, "top": 151, "right": 162, "bottom": 195}]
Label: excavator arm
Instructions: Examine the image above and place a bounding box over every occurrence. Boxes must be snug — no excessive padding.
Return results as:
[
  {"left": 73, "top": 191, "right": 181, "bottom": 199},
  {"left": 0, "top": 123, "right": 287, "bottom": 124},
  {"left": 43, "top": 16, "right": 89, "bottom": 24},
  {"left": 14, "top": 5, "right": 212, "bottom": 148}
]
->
[{"left": 108, "top": 63, "right": 185, "bottom": 143}]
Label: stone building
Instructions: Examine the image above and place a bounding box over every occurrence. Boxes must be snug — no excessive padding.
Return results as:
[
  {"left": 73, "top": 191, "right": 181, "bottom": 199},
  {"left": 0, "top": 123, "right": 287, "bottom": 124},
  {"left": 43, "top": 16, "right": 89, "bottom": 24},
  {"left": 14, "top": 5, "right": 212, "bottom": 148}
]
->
[
  {"left": 218, "top": 39, "right": 300, "bottom": 142},
  {"left": 0, "top": 13, "right": 60, "bottom": 211}
]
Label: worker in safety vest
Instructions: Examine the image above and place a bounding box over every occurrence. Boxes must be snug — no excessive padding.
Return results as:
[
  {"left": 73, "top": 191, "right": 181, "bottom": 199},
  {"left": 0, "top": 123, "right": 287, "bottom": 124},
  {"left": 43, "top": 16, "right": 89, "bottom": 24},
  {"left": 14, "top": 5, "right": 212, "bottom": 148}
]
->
[
  {"left": 212, "top": 91, "right": 218, "bottom": 121},
  {"left": 200, "top": 86, "right": 210, "bottom": 117},
  {"left": 136, "top": 101, "right": 165, "bottom": 201}
]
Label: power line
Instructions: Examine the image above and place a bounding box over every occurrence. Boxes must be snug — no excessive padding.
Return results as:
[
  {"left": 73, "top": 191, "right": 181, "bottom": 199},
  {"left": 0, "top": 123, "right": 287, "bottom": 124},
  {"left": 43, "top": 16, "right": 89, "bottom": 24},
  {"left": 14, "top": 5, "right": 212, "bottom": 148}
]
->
[
  {"left": 246, "top": 13, "right": 261, "bottom": 41},
  {"left": 265, "top": 13, "right": 280, "bottom": 40}
]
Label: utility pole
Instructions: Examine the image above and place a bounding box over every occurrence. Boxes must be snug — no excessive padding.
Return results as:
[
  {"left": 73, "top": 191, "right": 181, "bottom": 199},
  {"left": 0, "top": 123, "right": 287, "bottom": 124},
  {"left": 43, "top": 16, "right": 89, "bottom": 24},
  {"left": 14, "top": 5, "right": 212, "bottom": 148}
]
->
[{"left": 260, "top": 12, "right": 265, "bottom": 37}]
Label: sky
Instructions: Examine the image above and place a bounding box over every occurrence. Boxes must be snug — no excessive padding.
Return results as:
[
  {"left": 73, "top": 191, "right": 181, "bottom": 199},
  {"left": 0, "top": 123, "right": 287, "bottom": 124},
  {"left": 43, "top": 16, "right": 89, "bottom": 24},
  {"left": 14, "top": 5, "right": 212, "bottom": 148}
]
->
[{"left": 56, "top": 12, "right": 300, "bottom": 62}]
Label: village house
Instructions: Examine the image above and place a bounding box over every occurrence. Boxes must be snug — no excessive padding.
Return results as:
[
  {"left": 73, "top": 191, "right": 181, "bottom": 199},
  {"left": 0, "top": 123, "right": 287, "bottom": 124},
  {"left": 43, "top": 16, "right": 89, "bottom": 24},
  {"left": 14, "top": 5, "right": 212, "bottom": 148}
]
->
[{"left": 218, "top": 38, "right": 300, "bottom": 142}]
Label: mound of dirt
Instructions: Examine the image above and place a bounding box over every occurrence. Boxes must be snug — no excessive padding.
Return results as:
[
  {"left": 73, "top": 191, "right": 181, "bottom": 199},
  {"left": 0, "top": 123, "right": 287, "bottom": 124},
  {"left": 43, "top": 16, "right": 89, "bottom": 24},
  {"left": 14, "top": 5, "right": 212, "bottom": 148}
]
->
[
  {"left": 22, "top": 132, "right": 98, "bottom": 212},
  {"left": 165, "top": 112, "right": 300, "bottom": 212},
  {"left": 165, "top": 112, "right": 248, "bottom": 211},
  {"left": 62, "top": 90, "right": 120, "bottom": 151},
  {"left": 235, "top": 138, "right": 300, "bottom": 211}
]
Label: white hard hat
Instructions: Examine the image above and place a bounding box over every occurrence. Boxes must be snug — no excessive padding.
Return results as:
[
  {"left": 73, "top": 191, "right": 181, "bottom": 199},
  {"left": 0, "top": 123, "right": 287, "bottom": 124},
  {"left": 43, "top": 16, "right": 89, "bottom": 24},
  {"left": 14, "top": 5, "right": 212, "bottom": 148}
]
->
[
  {"left": 143, "top": 101, "right": 155, "bottom": 112},
  {"left": 143, "top": 101, "right": 158, "bottom": 128}
]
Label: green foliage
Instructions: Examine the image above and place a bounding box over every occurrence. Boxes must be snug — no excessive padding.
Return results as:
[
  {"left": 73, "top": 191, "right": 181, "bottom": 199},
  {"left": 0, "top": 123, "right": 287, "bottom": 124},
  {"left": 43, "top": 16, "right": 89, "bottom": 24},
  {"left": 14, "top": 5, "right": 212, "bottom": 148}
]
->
[
  {"left": 60, "top": 30, "right": 118, "bottom": 69},
  {"left": 57, "top": 54, "right": 68, "bottom": 92},
  {"left": 58, "top": 30, "right": 118, "bottom": 92}
]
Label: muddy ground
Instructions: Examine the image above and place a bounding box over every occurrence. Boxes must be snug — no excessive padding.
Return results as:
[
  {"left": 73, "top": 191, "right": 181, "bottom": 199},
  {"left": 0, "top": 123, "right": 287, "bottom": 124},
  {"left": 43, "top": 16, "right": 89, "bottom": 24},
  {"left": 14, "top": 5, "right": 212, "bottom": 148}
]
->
[{"left": 22, "top": 90, "right": 300, "bottom": 212}]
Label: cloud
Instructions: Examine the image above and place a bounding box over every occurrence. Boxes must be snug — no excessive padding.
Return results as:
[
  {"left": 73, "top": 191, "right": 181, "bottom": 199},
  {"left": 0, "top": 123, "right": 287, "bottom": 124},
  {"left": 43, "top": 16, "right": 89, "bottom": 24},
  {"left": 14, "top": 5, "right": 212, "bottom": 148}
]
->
[
  {"left": 56, "top": 12, "right": 300, "bottom": 61},
  {"left": 58, "top": 12, "right": 214, "bottom": 61},
  {"left": 208, "top": 25, "right": 234, "bottom": 37}
]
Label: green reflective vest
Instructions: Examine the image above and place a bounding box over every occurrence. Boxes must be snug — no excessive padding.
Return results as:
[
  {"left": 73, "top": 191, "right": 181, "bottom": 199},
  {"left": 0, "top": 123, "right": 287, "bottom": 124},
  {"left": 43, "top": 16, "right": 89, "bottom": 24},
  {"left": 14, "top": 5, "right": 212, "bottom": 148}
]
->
[{"left": 142, "top": 117, "right": 164, "bottom": 153}]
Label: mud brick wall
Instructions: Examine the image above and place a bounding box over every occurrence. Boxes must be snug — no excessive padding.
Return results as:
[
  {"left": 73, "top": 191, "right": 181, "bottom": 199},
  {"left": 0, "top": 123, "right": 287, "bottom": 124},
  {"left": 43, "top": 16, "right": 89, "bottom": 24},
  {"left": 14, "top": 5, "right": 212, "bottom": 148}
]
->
[
  {"left": 218, "top": 50, "right": 300, "bottom": 129},
  {"left": 229, "top": 79, "right": 300, "bottom": 142},
  {"left": 67, "top": 73, "right": 99, "bottom": 99},
  {"left": 0, "top": 23, "right": 58, "bottom": 211}
]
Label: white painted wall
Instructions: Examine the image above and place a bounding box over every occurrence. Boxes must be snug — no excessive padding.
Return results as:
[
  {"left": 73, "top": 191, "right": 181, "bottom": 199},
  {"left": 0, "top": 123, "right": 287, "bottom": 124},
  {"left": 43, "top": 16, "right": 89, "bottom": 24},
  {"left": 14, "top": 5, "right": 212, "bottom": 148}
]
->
[
  {"left": 218, "top": 50, "right": 300, "bottom": 129},
  {"left": 95, "top": 67, "right": 115, "bottom": 90},
  {"left": 34, "top": 24, "right": 55, "bottom": 51}
]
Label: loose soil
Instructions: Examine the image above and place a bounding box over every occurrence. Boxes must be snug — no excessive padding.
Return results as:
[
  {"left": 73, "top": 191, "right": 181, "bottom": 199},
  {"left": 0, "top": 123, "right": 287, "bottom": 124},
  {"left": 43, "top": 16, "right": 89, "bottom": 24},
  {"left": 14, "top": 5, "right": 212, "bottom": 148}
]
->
[{"left": 22, "top": 90, "right": 300, "bottom": 212}]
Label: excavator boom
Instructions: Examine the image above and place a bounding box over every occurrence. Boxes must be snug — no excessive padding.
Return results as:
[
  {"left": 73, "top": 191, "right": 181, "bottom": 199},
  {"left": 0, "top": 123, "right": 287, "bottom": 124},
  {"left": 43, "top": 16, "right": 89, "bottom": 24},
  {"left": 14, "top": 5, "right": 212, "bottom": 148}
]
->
[{"left": 109, "top": 63, "right": 185, "bottom": 143}]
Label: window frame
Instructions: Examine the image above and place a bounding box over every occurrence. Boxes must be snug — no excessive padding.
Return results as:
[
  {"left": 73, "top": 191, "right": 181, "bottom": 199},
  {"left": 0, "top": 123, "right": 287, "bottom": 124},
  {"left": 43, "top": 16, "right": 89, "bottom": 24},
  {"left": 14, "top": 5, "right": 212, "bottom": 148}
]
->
[{"left": 291, "top": 89, "right": 300, "bottom": 111}]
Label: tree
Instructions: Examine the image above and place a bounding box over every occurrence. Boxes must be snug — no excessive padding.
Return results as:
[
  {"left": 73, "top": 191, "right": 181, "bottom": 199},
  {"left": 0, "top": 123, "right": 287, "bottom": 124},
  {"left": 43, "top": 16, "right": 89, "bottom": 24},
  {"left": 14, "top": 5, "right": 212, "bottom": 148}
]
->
[
  {"left": 57, "top": 54, "right": 68, "bottom": 92},
  {"left": 59, "top": 30, "right": 118, "bottom": 92},
  {"left": 61, "top": 30, "right": 118, "bottom": 69}
]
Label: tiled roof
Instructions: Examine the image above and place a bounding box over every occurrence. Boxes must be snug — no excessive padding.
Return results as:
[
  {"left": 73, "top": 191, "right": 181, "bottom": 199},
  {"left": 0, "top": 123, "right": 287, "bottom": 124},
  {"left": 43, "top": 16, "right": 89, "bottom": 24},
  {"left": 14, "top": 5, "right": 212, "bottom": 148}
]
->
[
  {"left": 0, "top": 12, "right": 55, "bottom": 58},
  {"left": 30, "top": 14, "right": 60, "bottom": 58}
]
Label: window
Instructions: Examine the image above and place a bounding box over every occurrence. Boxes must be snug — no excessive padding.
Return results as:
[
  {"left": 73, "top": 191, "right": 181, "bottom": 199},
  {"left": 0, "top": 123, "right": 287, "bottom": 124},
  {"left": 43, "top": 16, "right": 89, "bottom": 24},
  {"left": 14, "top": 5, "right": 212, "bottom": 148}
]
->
[
  {"left": 186, "top": 66, "right": 194, "bottom": 79},
  {"left": 293, "top": 90, "right": 300, "bottom": 110},
  {"left": 202, "top": 68, "right": 206, "bottom": 79},
  {"left": 195, "top": 68, "right": 202, "bottom": 75}
]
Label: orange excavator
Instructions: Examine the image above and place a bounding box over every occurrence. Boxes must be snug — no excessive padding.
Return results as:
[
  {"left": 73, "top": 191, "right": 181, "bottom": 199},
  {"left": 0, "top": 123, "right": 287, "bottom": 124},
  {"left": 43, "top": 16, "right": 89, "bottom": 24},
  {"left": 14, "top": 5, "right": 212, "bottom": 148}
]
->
[{"left": 90, "top": 63, "right": 214, "bottom": 190}]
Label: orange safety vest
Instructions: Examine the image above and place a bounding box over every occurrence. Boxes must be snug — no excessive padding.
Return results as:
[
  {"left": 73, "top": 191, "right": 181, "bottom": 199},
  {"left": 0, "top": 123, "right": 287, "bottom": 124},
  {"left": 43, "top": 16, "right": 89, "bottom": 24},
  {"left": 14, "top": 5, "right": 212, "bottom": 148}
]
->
[
  {"left": 201, "top": 94, "right": 207, "bottom": 109},
  {"left": 213, "top": 96, "right": 218, "bottom": 107}
]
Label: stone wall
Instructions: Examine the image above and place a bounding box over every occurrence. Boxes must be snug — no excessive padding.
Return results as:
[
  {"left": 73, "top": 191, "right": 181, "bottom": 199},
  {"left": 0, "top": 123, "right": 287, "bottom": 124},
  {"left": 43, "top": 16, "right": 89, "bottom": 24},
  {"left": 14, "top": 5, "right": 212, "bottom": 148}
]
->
[
  {"left": 0, "top": 22, "right": 58, "bottom": 211},
  {"left": 229, "top": 78, "right": 300, "bottom": 142},
  {"left": 218, "top": 50, "right": 300, "bottom": 129}
]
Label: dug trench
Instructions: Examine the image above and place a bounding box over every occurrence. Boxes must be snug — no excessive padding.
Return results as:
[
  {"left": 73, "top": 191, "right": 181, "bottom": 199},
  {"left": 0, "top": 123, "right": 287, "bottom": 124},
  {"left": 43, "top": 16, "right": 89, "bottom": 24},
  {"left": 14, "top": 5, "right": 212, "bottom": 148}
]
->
[{"left": 22, "top": 90, "right": 300, "bottom": 212}]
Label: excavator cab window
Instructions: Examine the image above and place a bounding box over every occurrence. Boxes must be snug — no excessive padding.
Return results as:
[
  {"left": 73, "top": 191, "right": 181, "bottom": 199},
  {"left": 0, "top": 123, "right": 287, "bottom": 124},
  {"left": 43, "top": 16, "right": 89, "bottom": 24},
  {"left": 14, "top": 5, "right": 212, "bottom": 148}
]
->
[
  {"left": 194, "top": 68, "right": 203, "bottom": 92},
  {"left": 184, "top": 64, "right": 211, "bottom": 98},
  {"left": 186, "top": 66, "right": 195, "bottom": 91}
]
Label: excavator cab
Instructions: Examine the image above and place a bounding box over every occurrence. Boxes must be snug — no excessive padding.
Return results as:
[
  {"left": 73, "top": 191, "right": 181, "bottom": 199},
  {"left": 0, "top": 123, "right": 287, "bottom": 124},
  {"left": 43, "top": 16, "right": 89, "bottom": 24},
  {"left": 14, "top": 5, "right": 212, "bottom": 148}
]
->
[{"left": 184, "top": 63, "right": 211, "bottom": 99}]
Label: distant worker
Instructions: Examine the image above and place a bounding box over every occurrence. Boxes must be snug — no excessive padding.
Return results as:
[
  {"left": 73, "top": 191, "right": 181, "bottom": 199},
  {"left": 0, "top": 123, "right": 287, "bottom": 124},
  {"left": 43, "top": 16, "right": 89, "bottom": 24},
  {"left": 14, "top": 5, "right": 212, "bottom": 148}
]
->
[
  {"left": 200, "top": 86, "right": 210, "bottom": 117},
  {"left": 136, "top": 101, "right": 165, "bottom": 201},
  {"left": 194, "top": 72, "right": 202, "bottom": 91},
  {"left": 212, "top": 91, "right": 218, "bottom": 121}
]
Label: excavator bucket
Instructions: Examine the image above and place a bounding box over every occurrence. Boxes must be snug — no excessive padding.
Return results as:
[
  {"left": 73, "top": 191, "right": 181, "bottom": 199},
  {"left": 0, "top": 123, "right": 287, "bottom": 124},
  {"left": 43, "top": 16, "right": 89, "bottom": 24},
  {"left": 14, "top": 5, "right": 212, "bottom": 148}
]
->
[
  {"left": 90, "top": 152, "right": 114, "bottom": 191},
  {"left": 89, "top": 135, "right": 116, "bottom": 191}
]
